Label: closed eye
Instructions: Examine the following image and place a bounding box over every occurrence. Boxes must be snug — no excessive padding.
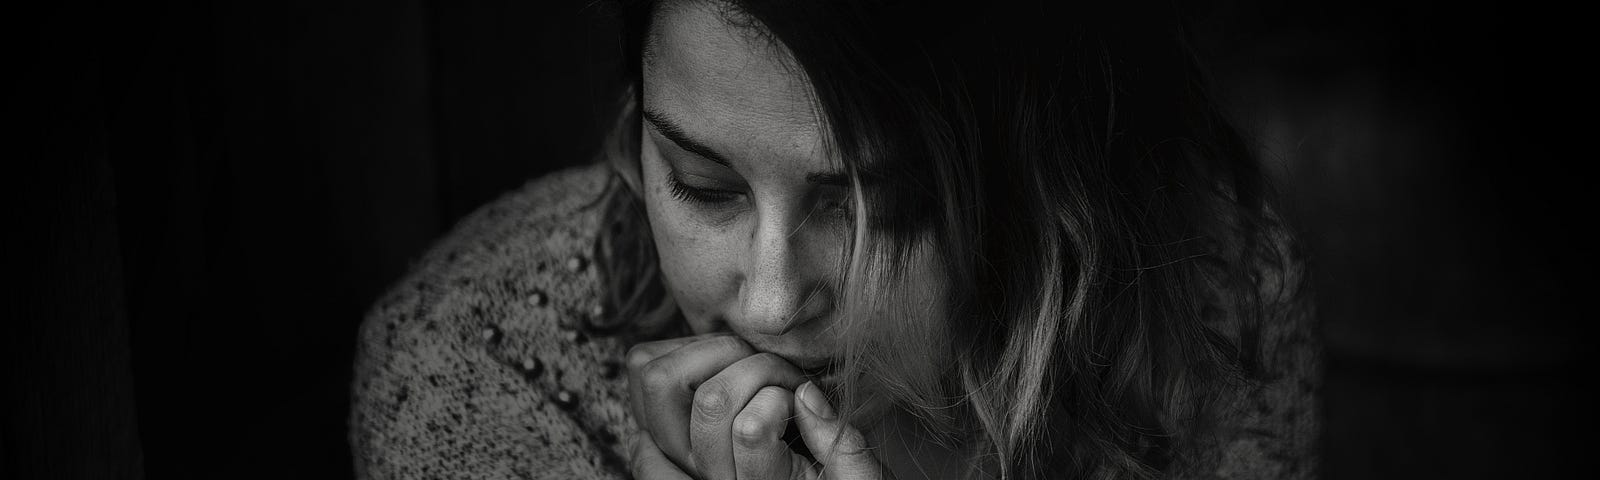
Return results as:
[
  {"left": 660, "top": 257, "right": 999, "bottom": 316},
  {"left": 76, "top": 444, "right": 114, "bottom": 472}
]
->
[
  {"left": 666, "top": 169, "right": 742, "bottom": 205},
  {"left": 815, "top": 189, "right": 854, "bottom": 221}
]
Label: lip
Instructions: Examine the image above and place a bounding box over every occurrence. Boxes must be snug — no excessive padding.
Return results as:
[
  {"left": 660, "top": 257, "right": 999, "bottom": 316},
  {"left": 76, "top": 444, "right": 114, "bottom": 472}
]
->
[
  {"left": 778, "top": 356, "right": 840, "bottom": 388},
  {"left": 753, "top": 350, "right": 837, "bottom": 379},
  {"left": 799, "top": 362, "right": 836, "bottom": 379},
  {"left": 737, "top": 336, "right": 837, "bottom": 383},
  {"left": 786, "top": 356, "right": 833, "bottom": 371}
]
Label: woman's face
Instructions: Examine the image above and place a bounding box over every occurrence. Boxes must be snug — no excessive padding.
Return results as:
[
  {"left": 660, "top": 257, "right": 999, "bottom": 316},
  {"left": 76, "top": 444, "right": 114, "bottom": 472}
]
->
[{"left": 639, "top": 2, "right": 852, "bottom": 375}]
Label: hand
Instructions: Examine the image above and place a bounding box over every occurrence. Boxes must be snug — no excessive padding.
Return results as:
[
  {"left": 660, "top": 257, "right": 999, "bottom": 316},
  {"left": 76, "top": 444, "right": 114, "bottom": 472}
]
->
[
  {"left": 626, "top": 335, "right": 887, "bottom": 479},
  {"left": 789, "top": 380, "right": 889, "bottom": 480}
]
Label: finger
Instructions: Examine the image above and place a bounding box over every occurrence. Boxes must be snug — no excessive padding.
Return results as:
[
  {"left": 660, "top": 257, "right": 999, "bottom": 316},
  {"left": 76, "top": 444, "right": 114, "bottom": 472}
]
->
[
  {"left": 625, "top": 332, "right": 736, "bottom": 377},
  {"left": 795, "top": 382, "right": 883, "bottom": 479},
  {"left": 691, "top": 353, "right": 808, "bottom": 480},
  {"left": 630, "top": 431, "right": 695, "bottom": 480},
  {"left": 632, "top": 335, "right": 758, "bottom": 473},
  {"left": 625, "top": 333, "right": 731, "bottom": 424},
  {"left": 731, "top": 386, "right": 795, "bottom": 480}
]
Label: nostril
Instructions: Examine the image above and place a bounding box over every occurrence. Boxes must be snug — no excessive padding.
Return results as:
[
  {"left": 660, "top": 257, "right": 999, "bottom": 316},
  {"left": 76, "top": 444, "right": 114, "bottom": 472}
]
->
[
  {"left": 740, "top": 224, "right": 835, "bottom": 334},
  {"left": 775, "top": 286, "right": 831, "bottom": 335},
  {"left": 739, "top": 282, "right": 833, "bottom": 336}
]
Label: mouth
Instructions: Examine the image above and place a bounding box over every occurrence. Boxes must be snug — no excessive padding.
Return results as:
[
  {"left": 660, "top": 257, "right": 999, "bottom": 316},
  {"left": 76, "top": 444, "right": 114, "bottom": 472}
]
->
[
  {"left": 737, "top": 338, "right": 840, "bottom": 388},
  {"left": 764, "top": 353, "right": 840, "bottom": 387},
  {"left": 795, "top": 360, "right": 843, "bottom": 392}
]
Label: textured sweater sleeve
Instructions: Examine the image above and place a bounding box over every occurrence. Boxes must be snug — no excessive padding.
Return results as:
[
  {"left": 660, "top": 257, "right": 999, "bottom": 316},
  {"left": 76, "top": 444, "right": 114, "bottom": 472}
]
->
[
  {"left": 349, "top": 164, "right": 1321, "bottom": 479},
  {"left": 1176, "top": 259, "right": 1323, "bottom": 479},
  {"left": 349, "top": 164, "right": 639, "bottom": 479}
]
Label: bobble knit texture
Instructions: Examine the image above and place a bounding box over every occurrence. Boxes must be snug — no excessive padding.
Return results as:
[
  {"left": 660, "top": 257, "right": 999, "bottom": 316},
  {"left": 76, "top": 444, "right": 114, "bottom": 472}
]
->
[{"left": 348, "top": 164, "right": 1320, "bottom": 479}]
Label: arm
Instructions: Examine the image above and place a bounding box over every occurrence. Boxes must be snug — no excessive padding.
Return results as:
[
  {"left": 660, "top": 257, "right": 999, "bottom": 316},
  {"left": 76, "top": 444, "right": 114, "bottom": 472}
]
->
[{"left": 349, "top": 165, "right": 637, "bottom": 479}]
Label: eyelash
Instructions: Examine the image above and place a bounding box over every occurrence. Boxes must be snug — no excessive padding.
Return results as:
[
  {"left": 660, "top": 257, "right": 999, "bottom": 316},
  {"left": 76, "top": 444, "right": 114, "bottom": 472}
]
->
[
  {"left": 664, "top": 170, "right": 857, "bottom": 222},
  {"left": 665, "top": 171, "right": 741, "bottom": 205}
]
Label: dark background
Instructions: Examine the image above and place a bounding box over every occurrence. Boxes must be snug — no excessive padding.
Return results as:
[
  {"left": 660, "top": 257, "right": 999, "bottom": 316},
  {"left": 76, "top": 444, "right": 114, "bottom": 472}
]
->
[{"left": 5, "top": 1, "right": 1581, "bottom": 479}]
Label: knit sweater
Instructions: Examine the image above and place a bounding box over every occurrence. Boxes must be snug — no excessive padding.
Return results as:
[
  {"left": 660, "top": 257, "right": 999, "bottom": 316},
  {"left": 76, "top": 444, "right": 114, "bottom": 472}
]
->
[{"left": 348, "top": 163, "right": 1321, "bottom": 479}]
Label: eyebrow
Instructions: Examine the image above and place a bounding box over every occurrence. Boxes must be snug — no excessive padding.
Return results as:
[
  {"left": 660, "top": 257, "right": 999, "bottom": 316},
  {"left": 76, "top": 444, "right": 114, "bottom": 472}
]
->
[
  {"left": 642, "top": 108, "right": 850, "bottom": 187},
  {"left": 805, "top": 171, "right": 849, "bottom": 186},
  {"left": 643, "top": 109, "right": 733, "bottom": 168}
]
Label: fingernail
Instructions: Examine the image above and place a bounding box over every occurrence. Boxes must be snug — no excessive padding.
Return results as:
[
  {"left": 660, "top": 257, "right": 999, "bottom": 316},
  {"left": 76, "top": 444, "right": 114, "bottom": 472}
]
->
[{"left": 799, "top": 381, "right": 835, "bottom": 419}]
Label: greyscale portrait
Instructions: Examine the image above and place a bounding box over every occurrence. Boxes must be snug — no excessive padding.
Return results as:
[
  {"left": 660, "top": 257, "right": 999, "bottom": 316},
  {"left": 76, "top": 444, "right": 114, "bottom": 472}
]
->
[{"left": 8, "top": 1, "right": 1575, "bottom": 479}]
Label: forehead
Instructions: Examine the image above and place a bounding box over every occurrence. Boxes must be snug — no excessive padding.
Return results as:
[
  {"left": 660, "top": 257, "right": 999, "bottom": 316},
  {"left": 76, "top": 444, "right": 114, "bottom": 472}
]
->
[{"left": 642, "top": 1, "right": 828, "bottom": 170}]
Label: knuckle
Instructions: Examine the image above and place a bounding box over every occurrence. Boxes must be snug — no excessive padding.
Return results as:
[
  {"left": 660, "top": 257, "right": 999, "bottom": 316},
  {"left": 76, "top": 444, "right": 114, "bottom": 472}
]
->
[
  {"left": 625, "top": 344, "right": 658, "bottom": 371},
  {"left": 638, "top": 357, "right": 674, "bottom": 389},
  {"left": 692, "top": 380, "right": 731, "bottom": 421},
  {"left": 731, "top": 411, "right": 773, "bottom": 448}
]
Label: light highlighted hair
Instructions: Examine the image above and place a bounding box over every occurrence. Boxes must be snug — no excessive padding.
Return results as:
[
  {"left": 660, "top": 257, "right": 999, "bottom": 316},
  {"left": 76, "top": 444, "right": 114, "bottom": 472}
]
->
[{"left": 598, "top": 1, "right": 1305, "bottom": 478}]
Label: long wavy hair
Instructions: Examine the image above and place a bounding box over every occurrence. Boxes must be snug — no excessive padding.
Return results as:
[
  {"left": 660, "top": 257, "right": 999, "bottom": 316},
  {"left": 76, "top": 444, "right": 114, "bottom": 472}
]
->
[{"left": 592, "top": 1, "right": 1304, "bottom": 478}]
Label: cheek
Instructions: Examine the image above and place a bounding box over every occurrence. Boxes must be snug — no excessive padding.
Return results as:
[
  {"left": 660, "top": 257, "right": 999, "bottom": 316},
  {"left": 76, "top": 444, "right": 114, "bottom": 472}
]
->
[
  {"left": 867, "top": 239, "right": 954, "bottom": 359},
  {"left": 642, "top": 164, "right": 740, "bottom": 333}
]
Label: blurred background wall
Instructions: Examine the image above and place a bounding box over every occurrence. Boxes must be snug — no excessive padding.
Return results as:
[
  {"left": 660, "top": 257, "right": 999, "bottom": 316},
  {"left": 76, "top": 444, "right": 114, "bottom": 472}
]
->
[
  {"left": 5, "top": 0, "right": 1578, "bottom": 479},
  {"left": 1192, "top": 2, "right": 1580, "bottom": 478}
]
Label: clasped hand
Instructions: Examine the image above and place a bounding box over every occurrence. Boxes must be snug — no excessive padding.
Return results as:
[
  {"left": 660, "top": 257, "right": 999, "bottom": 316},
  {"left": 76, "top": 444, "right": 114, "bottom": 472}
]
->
[{"left": 626, "top": 333, "right": 886, "bottom": 480}]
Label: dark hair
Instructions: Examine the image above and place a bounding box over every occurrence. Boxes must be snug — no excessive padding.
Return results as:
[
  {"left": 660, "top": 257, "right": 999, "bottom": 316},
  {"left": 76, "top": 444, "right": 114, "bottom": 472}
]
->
[{"left": 603, "top": 1, "right": 1302, "bottom": 478}]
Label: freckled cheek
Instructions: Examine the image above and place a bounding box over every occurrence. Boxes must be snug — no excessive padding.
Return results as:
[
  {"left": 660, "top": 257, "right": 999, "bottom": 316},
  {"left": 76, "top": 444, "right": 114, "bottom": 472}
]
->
[{"left": 645, "top": 193, "right": 743, "bottom": 333}]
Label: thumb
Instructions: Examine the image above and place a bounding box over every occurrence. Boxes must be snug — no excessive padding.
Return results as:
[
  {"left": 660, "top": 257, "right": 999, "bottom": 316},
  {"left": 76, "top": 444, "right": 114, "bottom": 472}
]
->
[{"left": 794, "top": 381, "right": 885, "bottom": 479}]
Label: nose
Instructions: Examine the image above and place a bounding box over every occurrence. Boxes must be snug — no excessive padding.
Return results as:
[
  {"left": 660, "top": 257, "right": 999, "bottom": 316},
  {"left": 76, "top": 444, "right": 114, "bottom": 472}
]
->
[{"left": 737, "top": 212, "right": 833, "bottom": 335}]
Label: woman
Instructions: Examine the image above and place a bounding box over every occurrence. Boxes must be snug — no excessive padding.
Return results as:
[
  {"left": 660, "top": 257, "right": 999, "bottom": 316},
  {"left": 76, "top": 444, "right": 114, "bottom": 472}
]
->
[{"left": 350, "top": 1, "right": 1318, "bottom": 479}]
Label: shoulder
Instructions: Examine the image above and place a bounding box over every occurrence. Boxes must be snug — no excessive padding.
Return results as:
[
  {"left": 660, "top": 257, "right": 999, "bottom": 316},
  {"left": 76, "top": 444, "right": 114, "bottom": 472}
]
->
[
  {"left": 426, "top": 163, "right": 616, "bottom": 264},
  {"left": 350, "top": 163, "right": 639, "bottom": 479},
  {"left": 1178, "top": 248, "right": 1322, "bottom": 479}
]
